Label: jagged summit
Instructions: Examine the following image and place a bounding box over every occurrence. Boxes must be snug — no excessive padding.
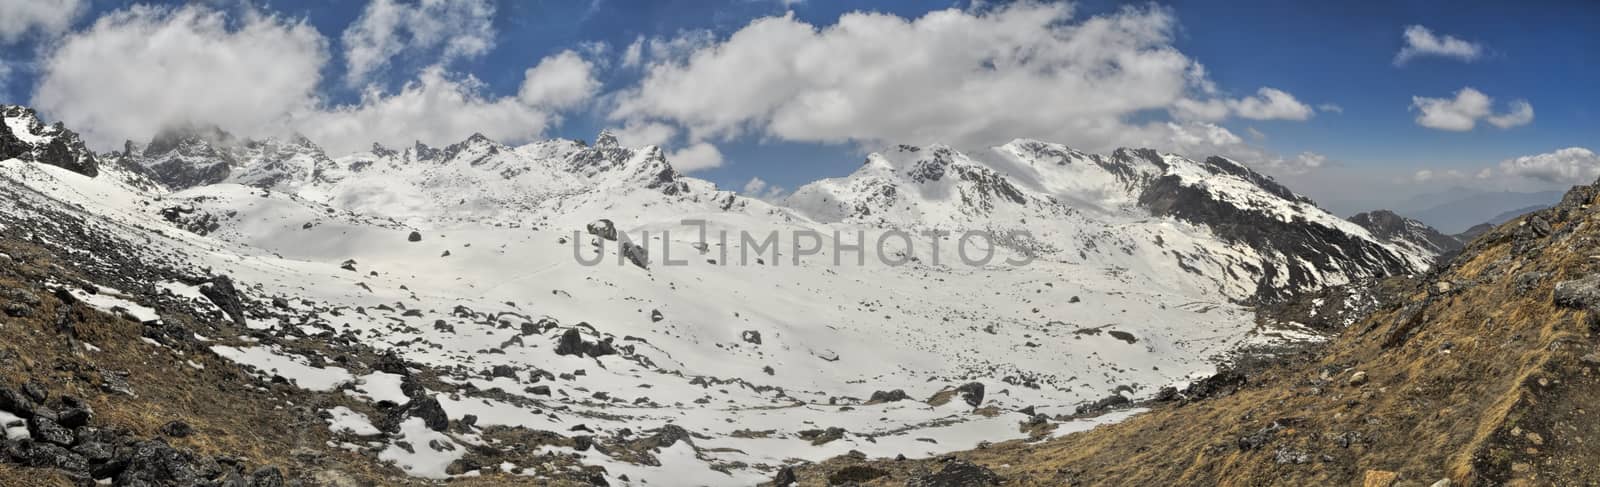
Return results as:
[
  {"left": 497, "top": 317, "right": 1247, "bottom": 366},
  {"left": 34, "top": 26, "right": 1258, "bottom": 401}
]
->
[
  {"left": 1349, "top": 209, "right": 1465, "bottom": 256},
  {"left": 0, "top": 105, "right": 100, "bottom": 177},
  {"left": 783, "top": 140, "right": 1451, "bottom": 302}
]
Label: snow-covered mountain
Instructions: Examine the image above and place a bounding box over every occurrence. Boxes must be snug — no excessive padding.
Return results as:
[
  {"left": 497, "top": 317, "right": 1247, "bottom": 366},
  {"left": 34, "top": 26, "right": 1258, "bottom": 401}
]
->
[
  {"left": 787, "top": 140, "right": 1432, "bottom": 302},
  {"left": 0, "top": 104, "right": 1452, "bottom": 485}
]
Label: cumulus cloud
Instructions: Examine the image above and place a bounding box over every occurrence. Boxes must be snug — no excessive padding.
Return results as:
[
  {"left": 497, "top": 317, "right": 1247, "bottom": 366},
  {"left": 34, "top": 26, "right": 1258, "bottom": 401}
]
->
[
  {"left": 1485, "top": 100, "right": 1534, "bottom": 129},
  {"left": 1228, "top": 88, "right": 1314, "bottom": 120},
  {"left": 517, "top": 50, "right": 601, "bottom": 110},
  {"left": 1176, "top": 88, "right": 1313, "bottom": 122},
  {"left": 1499, "top": 147, "right": 1600, "bottom": 184},
  {"left": 1272, "top": 151, "right": 1328, "bottom": 174},
  {"left": 0, "top": 0, "right": 84, "bottom": 43},
  {"left": 667, "top": 142, "right": 724, "bottom": 172},
  {"left": 741, "top": 176, "right": 787, "bottom": 200},
  {"left": 341, "top": 0, "right": 495, "bottom": 85},
  {"left": 33, "top": 4, "right": 595, "bottom": 154},
  {"left": 1394, "top": 25, "right": 1483, "bottom": 66},
  {"left": 1411, "top": 87, "right": 1532, "bottom": 131},
  {"left": 33, "top": 4, "right": 329, "bottom": 148},
  {"left": 610, "top": 4, "right": 1309, "bottom": 164},
  {"left": 298, "top": 66, "right": 565, "bottom": 154}
]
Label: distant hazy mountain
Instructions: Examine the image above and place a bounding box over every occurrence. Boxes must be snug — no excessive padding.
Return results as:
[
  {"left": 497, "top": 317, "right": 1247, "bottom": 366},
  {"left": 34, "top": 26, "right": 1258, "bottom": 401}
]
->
[{"left": 1391, "top": 187, "right": 1563, "bottom": 234}]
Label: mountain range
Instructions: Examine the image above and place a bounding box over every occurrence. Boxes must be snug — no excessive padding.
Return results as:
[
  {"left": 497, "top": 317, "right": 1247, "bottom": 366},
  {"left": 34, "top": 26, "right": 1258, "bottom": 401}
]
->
[{"left": 0, "top": 104, "right": 1473, "bottom": 485}]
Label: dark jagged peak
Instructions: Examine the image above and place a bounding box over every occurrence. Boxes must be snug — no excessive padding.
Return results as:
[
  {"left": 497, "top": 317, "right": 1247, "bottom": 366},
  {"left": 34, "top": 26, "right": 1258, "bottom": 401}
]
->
[
  {"left": 144, "top": 123, "right": 236, "bottom": 158},
  {"left": 370, "top": 142, "right": 398, "bottom": 159},
  {"left": 0, "top": 104, "right": 100, "bottom": 177},
  {"left": 562, "top": 130, "right": 684, "bottom": 194},
  {"left": 137, "top": 124, "right": 239, "bottom": 189},
  {"left": 129, "top": 125, "right": 336, "bottom": 191},
  {"left": 411, "top": 141, "right": 442, "bottom": 162},
  {"left": 440, "top": 132, "right": 504, "bottom": 166},
  {"left": 1199, "top": 155, "right": 1309, "bottom": 204},
  {"left": 1349, "top": 209, "right": 1464, "bottom": 255}
]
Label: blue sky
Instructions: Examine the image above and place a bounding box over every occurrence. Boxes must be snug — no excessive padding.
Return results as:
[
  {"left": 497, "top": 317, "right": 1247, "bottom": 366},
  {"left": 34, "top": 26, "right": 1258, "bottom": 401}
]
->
[{"left": 0, "top": 0, "right": 1595, "bottom": 212}]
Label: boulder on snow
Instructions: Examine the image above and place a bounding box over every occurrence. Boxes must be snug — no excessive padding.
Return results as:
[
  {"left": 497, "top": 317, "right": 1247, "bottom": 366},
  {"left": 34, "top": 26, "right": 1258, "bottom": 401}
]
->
[
  {"left": 407, "top": 231, "right": 423, "bottom": 242},
  {"left": 621, "top": 240, "right": 649, "bottom": 269},
  {"left": 955, "top": 382, "right": 985, "bottom": 408},
  {"left": 586, "top": 219, "right": 618, "bottom": 241},
  {"left": 867, "top": 389, "right": 910, "bottom": 404},
  {"left": 198, "top": 275, "right": 247, "bottom": 326}
]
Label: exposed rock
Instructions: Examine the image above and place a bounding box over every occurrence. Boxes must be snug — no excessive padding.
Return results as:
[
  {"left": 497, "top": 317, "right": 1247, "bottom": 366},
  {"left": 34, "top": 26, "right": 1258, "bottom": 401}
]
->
[
  {"left": 828, "top": 465, "right": 889, "bottom": 484},
  {"left": 1553, "top": 275, "right": 1600, "bottom": 312},
  {"left": 407, "top": 231, "right": 422, "bottom": 242},
  {"left": 955, "top": 382, "right": 985, "bottom": 408},
  {"left": 554, "top": 328, "right": 617, "bottom": 358},
  {"left": 907, "top": 458, "right": 1001, "bottom": 487},
  {"left": 740, "top": 330, "right": 762, "bottom": 345},
  {"left": 160, "top": 420, "right": 193, "bottom": 438},
  {"left": 1075, "top": 394, "right": 1130, "bottom": 415},
  {"left": 28, "top": 415, "right": 75, "bottom": 446},
  {"left": 620, "top": 240, "right": 649, "bottom": 269},
  {"left": 867, "top": 389, "right": 910, "bottom": 404},
  {"left": 251, "top": 466, "right": 285, "bottom": 487},
  {"left": 115, "top": 439, "right": 210, "bottom": 486},
  {"left": 586, "top": 219, "right": 618, "bottom": 241},
  {"left": 199, "top": 275, "right": 248, "bottom": 326},
  {"left": 772, "top": 466, "right": 798, "bottom": 486}
]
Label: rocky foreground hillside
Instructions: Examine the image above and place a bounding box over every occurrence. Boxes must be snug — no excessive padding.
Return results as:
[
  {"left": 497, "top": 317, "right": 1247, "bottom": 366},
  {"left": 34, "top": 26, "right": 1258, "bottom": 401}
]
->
[{"left": 790, "top": 180, "right": 1600, "bottom": 485}]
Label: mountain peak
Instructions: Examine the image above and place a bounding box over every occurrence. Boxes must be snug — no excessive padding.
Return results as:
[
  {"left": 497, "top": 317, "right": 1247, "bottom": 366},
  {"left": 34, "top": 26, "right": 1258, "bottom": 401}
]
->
[
  {"left": 594, "top": 129, "right": 620, "bottom": 148},
  {"left": 1, "top": 104, "right": 100, "bottom": 177}
]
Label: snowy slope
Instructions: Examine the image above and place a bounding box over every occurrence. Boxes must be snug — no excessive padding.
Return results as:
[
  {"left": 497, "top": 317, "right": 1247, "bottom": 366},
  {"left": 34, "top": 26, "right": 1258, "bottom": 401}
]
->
[
  {"left": 788, "top": 140, "right": 1434, "bottom": 302},
  {"left": 0, "top": 105, "right": 1448, "bottom": 484}
]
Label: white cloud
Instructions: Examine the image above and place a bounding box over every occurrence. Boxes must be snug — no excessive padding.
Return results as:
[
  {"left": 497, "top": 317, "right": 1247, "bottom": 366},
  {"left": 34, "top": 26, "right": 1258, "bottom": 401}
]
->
[
  {"left": 1412, "top": 169, "right": 1434, "bottom": 183},
  {"left": 668, "top": 142, "right": 724, "bottom": 172},
  {"left": 516, "top": 50, "right": 600, "bottom": 110},
  {"left": 33, "top": 4, "right": 592, "bottom": 155},
  {"left": 297, "top": 66, "right": 561, "bottom": 154},
  {"left": 611, "top": 4, "right": 1307, "bottom": 160},
  {"left": 33, "top": 4, "right": 329, "bottom": 148},
  {"left": 1394, "top": 25, "right": 1483, "bottom": 66},
  {"left": 1317, "top": 103, "right": 1343, "bottom": 114},
  {"left": 0, "top": 0, "right": 84, "bottom": 43},
  {"left": 621, "top": 36, "right": 644, "bottom": 68},
  {"left": 1227, "top": 87, "right": 1313, "bottom": 120},
  {"left": 1485, "top": 100, "right": 1534, "bottom": 129},
  {"left": 341, "top": 0, "right": 495, "bottom": 85},
  {"left": 741, "top": 176, "right": 787, "bottom": 200},
  {"left": 1411, "top": 87, "right": 1532, "bottom": 131},
  {"left": 1499, "top": 147, "right": 1600, "bottom": 184},
  {"left": 1174, "top": 88, "right": 1316, "bottom": 122},
  {"left": 742, "top": 176, "right": 768, "bottom": 194}
]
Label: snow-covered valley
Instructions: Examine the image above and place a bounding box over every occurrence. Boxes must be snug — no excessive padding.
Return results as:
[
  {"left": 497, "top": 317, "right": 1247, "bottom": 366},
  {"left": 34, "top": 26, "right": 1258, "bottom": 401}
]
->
[{"left": 0, "top": 105, "right": 1449, "bottom": 484}]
